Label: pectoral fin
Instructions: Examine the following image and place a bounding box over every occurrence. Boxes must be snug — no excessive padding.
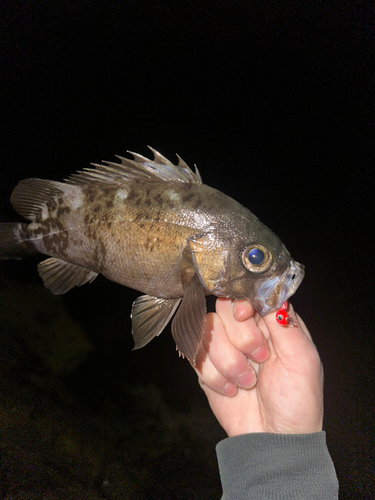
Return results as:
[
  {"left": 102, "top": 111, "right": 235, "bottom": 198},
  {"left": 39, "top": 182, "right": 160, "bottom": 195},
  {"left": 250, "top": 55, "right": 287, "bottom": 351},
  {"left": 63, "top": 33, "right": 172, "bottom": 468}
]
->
[
  {"left": 131, "top": 295, "right": 181, "bottom": 350},
  {"left": 37, "top": 257, "right": 98, "bottom": 295},
  {"left": 171, "top": 274, "right": 206, "bottom": 365}
]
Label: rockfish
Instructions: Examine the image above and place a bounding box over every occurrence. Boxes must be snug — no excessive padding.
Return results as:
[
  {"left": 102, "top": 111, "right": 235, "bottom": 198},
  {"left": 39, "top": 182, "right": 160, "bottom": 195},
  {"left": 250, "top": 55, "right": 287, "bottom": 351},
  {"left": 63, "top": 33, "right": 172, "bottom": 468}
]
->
[{"left": 0, "top": 147, "right": 305, "bottom": 364}]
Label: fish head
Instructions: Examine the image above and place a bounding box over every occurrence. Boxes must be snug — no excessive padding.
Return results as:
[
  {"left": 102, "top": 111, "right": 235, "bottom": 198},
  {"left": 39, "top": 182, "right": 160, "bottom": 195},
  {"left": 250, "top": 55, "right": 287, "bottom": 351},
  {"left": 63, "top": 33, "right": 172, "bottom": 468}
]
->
[{"left": 221, "top": 228, "right": 305, "bottom": 316}]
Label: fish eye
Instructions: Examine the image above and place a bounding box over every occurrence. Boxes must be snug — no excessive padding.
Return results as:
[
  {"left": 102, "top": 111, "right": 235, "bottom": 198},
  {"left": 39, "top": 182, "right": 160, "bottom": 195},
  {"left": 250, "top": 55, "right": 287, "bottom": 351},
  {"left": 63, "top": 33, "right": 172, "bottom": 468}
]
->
[
  {"left": 242, "top": 244, "right": 273, "bottom": 274},
  {"left": 248, "top": 247, "right": 265, "bottom": 265}
]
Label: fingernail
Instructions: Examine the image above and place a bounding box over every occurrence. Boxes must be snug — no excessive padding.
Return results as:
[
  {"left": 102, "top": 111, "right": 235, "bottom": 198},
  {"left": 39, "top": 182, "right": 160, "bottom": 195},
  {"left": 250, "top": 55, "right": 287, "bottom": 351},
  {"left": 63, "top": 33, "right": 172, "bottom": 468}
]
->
[
  {"left": 236, "top": 369, "right": 256, "bottom": 389},
  {"left": 250, "top": 346, "right": 269, "bottom": 363},
  {"left": 233, "top": 300, "right": 249, "bottom": 321},
  {"left": 223, "top": 383, "right": 237, "bottom": 396},
  {"left": 232, "top": 300, "right": 240, "bottom": 315}
]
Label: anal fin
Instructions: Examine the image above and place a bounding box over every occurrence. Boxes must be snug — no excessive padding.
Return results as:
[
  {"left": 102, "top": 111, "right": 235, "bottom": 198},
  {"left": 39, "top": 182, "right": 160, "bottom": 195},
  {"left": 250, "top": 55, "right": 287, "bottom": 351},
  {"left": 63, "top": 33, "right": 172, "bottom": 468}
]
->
[
  {"left": 37, "top": 257, "right": 98, "bottom": 295},
  {"left": 171, "top": 274, "right": 206, "bottom": 366},
  {"left": 131, "top": 295, "right": 181, "bottom": 350}
]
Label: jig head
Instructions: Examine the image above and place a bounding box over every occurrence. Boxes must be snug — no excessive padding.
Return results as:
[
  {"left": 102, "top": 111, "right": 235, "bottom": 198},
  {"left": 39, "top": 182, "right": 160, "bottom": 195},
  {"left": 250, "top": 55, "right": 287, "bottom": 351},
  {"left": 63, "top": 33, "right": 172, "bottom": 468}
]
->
[{"left": 275, "top": 301, "right": 297, "bottom": 327}]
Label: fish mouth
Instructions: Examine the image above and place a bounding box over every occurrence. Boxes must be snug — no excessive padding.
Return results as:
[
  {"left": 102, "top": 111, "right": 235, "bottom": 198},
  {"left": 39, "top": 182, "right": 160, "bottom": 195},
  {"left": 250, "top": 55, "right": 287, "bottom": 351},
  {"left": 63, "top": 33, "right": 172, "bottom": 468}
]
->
[{"left": 253, "top": 260, "right": 305, "bottom": 316}]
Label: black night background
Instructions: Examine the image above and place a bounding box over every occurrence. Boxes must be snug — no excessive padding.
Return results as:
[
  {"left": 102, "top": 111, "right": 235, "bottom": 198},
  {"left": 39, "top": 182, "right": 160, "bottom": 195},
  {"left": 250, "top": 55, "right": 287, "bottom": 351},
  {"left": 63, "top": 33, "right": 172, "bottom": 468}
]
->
[{"left": 0, "top": 2, "right": 373, "bottom": 499}]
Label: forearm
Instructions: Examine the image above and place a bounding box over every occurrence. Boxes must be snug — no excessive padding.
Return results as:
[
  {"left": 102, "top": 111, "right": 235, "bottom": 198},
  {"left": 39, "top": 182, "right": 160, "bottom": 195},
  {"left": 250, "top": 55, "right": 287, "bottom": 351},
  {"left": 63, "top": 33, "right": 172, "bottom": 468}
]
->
[{"left": 216, "top": 432, "right": 338, "bottom": 500}]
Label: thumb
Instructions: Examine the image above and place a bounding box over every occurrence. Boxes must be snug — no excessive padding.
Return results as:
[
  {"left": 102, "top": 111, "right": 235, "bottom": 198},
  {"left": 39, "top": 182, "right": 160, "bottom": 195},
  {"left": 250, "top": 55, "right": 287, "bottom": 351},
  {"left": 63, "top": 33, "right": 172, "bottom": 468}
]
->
[{"left": 263, "top": 303, "right": 315, "bottom": 364}]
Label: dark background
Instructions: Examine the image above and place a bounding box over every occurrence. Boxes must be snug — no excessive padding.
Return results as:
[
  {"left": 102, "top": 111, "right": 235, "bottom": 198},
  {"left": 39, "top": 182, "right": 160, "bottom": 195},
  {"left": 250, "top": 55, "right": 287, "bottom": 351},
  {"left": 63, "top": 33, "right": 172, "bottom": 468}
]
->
[{"left": 0, "top": 1, "right": 373, "bottom": 499}]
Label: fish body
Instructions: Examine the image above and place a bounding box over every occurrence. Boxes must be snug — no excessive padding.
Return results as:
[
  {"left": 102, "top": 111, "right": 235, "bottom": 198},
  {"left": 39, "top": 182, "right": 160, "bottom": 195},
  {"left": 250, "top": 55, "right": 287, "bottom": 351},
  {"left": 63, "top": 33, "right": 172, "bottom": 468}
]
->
[{"left": 0, "top": 148, "right": 304, "bottom": 364}]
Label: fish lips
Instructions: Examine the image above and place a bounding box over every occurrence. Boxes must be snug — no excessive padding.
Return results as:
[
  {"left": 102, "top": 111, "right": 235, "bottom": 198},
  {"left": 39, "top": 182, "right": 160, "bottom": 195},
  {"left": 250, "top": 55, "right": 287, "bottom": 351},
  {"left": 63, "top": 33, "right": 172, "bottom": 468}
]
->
[{"left": 253, "top": 260, "right": 305, "bottom": 316}]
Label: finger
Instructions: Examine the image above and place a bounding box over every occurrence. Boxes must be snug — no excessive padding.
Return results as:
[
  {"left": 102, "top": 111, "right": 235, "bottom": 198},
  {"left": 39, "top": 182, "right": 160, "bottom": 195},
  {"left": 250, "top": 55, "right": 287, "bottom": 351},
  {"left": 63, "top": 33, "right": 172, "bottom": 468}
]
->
[
  {"left": 232, "top": 299, "right": 253, "bottom": 322},
  {"left": 204, "top": 311, "right": 258, "bottom": 388},
  {"left": 289, "top": 304, "right": 313, "bottom": 342},
  {"left": 194, "top": 338, "right": 238, "bottom": 396},
  {"left": 233, "top": 299, "right": 272, "bottom": 341},
  {"left": 216, "top": 298, "right": 270, "bottom": 363},
  {"left": 254, "top": 312, "right": 271, "bottom": 341},
  {"left": 197, "top": 311, "right": 258, "bottom": 389}
]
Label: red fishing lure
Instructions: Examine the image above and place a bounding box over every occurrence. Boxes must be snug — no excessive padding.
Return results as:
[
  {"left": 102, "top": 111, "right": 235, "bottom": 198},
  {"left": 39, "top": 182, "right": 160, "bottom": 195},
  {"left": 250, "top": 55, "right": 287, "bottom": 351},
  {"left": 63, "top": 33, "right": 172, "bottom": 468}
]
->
[{"left": 275, "top": 302, "right": 297, "bottom": 327}]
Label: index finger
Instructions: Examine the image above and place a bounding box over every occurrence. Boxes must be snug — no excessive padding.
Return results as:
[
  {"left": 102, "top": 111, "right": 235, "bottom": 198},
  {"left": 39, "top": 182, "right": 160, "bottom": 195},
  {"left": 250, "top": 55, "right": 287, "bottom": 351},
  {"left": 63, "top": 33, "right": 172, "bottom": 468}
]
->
[{"left": 216, "top": 298, "right": 270, "bottom": 363}]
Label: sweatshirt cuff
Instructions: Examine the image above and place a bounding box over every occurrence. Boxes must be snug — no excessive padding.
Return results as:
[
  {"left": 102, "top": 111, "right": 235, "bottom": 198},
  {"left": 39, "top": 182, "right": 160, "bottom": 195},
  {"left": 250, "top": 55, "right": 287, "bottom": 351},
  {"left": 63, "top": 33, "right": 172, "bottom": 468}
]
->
[{"left": 216, "top": 432, "right": 338, "bottom": 500}]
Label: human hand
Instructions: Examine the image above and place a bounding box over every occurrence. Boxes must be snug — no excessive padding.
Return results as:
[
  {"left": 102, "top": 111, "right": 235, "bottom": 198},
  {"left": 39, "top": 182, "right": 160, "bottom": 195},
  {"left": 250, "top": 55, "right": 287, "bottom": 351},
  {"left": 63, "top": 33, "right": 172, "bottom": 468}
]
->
[{"left": 194, "top": 298, "right": 323, "bottom": 437}]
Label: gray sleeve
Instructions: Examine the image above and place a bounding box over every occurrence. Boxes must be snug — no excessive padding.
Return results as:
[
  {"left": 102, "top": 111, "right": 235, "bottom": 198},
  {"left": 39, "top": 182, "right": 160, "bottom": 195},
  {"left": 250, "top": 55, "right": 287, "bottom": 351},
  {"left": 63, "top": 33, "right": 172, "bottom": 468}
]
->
[{"left": 216, "top": 431, "right": 338, "bottom": 500}]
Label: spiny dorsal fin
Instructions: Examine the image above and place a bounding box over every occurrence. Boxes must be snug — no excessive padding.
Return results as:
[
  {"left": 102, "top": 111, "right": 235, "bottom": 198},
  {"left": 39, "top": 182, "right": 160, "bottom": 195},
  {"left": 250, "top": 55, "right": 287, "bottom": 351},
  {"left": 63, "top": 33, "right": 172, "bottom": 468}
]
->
[{"left": 65, "top": 146, "right": 202, "bottom": 186}]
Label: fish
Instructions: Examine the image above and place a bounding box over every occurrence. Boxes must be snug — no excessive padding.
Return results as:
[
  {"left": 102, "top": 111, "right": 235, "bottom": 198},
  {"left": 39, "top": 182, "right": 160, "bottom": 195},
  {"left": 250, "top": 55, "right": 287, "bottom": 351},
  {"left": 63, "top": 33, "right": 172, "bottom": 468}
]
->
[{"left": 0, "top": 147, "right": 305, "bottom": 364}]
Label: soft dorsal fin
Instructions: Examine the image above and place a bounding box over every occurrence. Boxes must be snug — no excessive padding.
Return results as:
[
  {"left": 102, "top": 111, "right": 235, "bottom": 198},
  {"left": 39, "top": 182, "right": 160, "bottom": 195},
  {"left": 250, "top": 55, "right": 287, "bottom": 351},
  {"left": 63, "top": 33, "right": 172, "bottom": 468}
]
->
[
  {"left": 10, "top": 179, "right": 65, "bottom": 220},
  {"left": 65, "top": 146, "right": 202, "bottom": 186}
]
